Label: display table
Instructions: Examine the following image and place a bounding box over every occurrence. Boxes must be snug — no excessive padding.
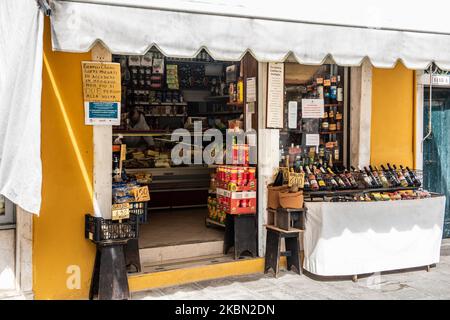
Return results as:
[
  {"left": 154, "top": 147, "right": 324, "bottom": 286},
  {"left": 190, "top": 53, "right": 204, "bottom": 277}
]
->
[{"left": 303, "top": 196, "right": 446, "bottom": 277}]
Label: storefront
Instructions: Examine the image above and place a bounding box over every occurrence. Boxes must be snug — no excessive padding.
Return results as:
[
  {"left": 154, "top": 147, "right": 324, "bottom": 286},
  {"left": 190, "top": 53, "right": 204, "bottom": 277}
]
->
[{"left": 2, "top": 0, "right": 450, "bottom": 299}]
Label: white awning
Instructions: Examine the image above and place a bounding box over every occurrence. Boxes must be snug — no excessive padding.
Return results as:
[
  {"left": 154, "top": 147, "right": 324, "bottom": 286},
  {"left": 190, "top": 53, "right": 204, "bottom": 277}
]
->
[{"left": 50, "top": 0, "right": 450, "bottom": 69}]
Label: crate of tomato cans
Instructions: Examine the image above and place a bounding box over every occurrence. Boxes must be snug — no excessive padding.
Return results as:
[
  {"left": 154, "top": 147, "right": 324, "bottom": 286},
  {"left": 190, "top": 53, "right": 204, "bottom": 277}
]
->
[
  {"left": 216, "top": 188, "right": 256, "bottom": 215},
  {"left": 216, "top": 165, "right": 257, "bottom": 192}
]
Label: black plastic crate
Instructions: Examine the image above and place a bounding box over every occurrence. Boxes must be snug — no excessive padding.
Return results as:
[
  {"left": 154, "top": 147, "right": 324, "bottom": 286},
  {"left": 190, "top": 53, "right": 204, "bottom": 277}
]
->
[
  {"left": 85, "top": 213, "right": 139, "bottom": 243},
  {"left": 129, "top": 201, "right": 148, "bottom": 224}
]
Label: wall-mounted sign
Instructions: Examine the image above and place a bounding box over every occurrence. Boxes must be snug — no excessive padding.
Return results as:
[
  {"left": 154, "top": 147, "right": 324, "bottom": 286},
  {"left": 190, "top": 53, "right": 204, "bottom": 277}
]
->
[
  {"left": 266, "top": 62, "right": 284, "bottom": 128},
  {"left": 82, "top": 61, "right": 121, "bottom": 125},
  {"left": 305, "top": 133, "right": 320, "bottom": 146},
  {"left": 288, "top": 101, "right": 298, "bottom": 129},
  {"left": 246, "top": 77, "right": 257, "bottom": 102},
  {"left": 302, "top": 99, "right": 324, "bottom": 119},
  {"left": 420, "top": 74, "right": 450, "bottom": 86}
]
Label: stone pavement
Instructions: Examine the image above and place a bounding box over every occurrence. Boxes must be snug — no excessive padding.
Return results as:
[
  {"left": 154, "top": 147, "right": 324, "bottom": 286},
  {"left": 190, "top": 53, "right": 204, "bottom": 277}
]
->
[{"left": 132, "top": 255, "right": 450, "bottom": 300}]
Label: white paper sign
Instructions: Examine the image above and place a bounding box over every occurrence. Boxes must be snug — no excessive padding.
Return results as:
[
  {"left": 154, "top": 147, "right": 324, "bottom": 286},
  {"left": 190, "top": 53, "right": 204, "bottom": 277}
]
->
[
  {"left": 246, "top": 77, "right": 257, "bottom": 102},
  {"left": 302, "top": 99, "right": 324, "bottom": 119},
  {"left": 288, "top": 101, "right": 298, "bottom": 129},
  {"left": 305, "top": 134, "right": 320, "bottom": 146},
  {"left": 266, "top": 63, "right": 284, "bottom": 128}
]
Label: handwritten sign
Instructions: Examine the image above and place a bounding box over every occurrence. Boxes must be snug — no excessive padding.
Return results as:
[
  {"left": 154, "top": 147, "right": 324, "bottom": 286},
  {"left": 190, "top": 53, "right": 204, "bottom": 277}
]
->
[
  {"left": 112, "top": 203, "right": 130, "bottom": 221},
  {"left": 82, "top": 61, "right": 121, "bottom": 125},
  {"left": 266, "top": 63, "right": 284, "bottom": 128},
  {"left": 133, "top": 186, "right": 151, "bottom": 202},
  {"left": 288, "top": 172, "right": 305, "bottom": 189},
  {"left": 302, "top": 99, "right": 324, "bottom": 119}
]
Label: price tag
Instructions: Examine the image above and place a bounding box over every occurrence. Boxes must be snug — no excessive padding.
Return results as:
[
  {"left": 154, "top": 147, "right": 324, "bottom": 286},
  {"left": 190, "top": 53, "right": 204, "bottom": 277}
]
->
[
  {"left": 133, "top": 186, "right": 151, "bottom": 202},
  {"left": 112, "top": 203, "right": 130, "bottom": 221},
  {"left": 288, "top": 172, "right": 305, "bottom": 189}
]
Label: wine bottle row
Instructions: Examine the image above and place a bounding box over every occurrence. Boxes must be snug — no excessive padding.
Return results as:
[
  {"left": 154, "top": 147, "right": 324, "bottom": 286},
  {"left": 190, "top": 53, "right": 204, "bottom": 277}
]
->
[{"left": 274, "top": 162, "right": 421, "bottom": 192}]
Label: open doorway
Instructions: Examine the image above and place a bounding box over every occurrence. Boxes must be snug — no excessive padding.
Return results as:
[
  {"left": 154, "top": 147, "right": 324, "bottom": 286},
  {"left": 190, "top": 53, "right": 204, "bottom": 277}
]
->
[{"left": 111, "top": 50, "right": 253, "bottom": 270}]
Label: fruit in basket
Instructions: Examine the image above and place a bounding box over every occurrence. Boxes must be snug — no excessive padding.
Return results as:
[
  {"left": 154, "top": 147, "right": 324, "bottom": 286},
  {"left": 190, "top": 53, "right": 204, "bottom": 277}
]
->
[{"left": 381, "top": 193, "right": 391, "bottom": 201}]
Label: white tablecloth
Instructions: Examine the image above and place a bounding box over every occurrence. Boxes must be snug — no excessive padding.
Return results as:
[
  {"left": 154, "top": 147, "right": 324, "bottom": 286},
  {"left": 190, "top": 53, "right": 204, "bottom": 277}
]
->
[{"left": 303, "top": 196, "right": 446, "bottom": 276}]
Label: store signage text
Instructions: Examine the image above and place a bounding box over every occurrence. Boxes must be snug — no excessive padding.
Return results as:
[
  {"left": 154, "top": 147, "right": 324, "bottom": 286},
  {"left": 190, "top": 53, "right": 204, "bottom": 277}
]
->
[
  {"left": 170, "top": 122, "right": 257, "bottom": 165},
  {"left": 81, "top": 61, "right": 122, "bottom": 125}
]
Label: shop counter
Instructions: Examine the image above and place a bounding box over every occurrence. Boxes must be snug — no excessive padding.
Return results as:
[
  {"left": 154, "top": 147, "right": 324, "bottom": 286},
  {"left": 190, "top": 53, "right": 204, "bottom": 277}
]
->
[{"left": 303, "top": 196, "right": 446, "bottom": 277}]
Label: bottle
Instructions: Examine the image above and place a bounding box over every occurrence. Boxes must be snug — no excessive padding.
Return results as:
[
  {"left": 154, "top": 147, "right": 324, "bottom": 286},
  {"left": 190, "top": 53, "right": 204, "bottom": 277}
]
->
[
  {"left": 387, "top": 163, "right": 401, "bottom": 186},
  {"left": 328, "top": 167, "right": 346, "bottom": 189},
  {"left": 337, "top": 167, "right": 353, "bottom": 189},
  {"left": 330, "top": 76, "right": 337, "bottom": 104},
  {"left": 337, "top": 75, "right": 343, "bottom": 103},
  {"left": 381, "top": 164, "right": 399, "bottom": 187},
  {"left": 399, "top": 165, "right": 414, "bottom": 187},
  {"left": 324, "top": 75, "right": 331, "bottom": 104},
  {"left": 333, "top": 142, "right": 340, "bottom": 161},
  {"left": 294, "top": 155, "right": 302, "bottom": 172},
  {"left": 346, "top": 167, "right": 359, "bottom": 188},
  {"left": 279, "top": 145, "right": 285, "bottom": 167},
  {"left": 316, "top": 77, "right": 324, "bottom": 99},
  {"left": 365, "top": 166, "right": 381, "bottom": 188},
  {"left": 393, "top": 165, "right": 409, "bottom": 188},
  {"left": 321, "top": 110, "right": 329, "bottom": 132},
  {"left": 336, "top": 109, "right": 343, "bottom": 131},
  {"left": 369, "top": 165, "right": 383, "bottom": 188},
  {"left": 374, "top": 165, "right": 390, "bottom": 188},
  {"left": 299, "top": 166, "right": 311, "bottom": 190},
  {"left": 305, "top": 166, "right": 319, "bottom": 191},
  {"left": 321, "top": 166, "right": 338, "bottom": 189},
  {"left": 359, "top": 167, "right": 374, "bottom": 188},
  {"left": 318, "top": 144, "right": 325, "bottom": 162},
  {"left": 314, "top": 166, "right": 328, "bottom": 190},
  {"left": 328, "top": 106, "right": 336, "bottom": 131},
  {"left": 406, "top": 166, "right": 422, "bottom": 187}
]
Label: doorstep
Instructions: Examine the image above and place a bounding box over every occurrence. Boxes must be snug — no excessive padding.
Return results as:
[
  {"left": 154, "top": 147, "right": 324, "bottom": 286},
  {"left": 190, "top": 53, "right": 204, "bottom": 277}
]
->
[{"left": 128, "top": 255, "right": 288, "bottom": 293}]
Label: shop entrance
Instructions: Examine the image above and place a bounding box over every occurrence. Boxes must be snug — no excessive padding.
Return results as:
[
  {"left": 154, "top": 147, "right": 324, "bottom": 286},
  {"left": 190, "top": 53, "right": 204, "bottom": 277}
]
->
[
  {"left": 111, "top": 50, "right": 258, "bottom": 270},
  {"left": 423, "top": 87, "right": 450, "bottom": 238}
]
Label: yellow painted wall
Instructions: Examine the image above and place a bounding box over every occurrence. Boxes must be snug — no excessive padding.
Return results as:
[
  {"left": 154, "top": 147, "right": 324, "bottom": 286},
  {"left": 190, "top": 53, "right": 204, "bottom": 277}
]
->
[
  {"left": 33, "top": 18, "right": 94, "bottom": 299},
  {"left": 371, "top": 63, "right": 415, "bottom": 168}
]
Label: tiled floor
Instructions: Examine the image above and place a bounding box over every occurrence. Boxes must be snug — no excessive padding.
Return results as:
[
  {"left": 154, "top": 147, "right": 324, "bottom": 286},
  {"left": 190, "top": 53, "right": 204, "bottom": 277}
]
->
[
  {"left": 132, "top": 255, "right": 450, "bottom": 300},
  {"left": 139, "top": 208, "right": 224, "bottom": 248}
]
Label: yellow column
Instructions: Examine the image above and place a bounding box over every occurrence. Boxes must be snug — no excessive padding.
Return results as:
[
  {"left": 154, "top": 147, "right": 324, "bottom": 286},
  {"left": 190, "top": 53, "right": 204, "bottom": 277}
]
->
[
  {"left": 33, "top": 17, "right": 94, "bottom": 299},
  {"left": 371, "top": 62, "right": 415, "bottom": 167}
]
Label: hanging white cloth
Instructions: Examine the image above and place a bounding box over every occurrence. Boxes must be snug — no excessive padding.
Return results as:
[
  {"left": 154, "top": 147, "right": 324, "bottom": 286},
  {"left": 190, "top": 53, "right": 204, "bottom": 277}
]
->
[
  {"left": 0, "top": 0, "right": 44, "bottom": 214},
  {"left": 303, "top": 196, "right": 446, "bottom": 276}
]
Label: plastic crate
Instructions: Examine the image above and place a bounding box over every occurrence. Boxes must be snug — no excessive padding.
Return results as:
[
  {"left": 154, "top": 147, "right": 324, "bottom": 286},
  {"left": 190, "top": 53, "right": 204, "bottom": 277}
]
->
[
  {"left": 129, "top": 201, "right": 148, "bottom": 224},
  {"left": 85, "top": 213, "right": 139, "bottom": 243}
]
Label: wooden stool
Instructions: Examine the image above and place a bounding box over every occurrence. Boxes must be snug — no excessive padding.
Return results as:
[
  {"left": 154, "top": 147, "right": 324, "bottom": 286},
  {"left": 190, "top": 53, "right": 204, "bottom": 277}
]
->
[
  {"left": 224, "top": 214, "right": 257, "bottom": 259},
  {"left": 264, "top": 225, "right": 303, "bottom": 277},
  {"left": 89, "top": 240, "right": 130, "bottom": 300}
]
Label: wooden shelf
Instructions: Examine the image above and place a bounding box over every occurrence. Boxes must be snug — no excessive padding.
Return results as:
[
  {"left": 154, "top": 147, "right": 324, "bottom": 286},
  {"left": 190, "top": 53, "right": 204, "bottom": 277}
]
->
[
  {"left": 144, "top": 114, "right": 187, "bottom": 117},
  {"left": 195, "top": 111, "right": 242, "bottom": 116},
  {"left": 320, "top": 131, "right": 343, "bottom": 134},
  {"left": 133, "top": 102, "right": 187, "bottom": 106},
  {"left": 227, "top": 102, "right": 244, "bottom": 107},
  {"left": 205, "top": 95, "right": 230, "bottom": 100}
]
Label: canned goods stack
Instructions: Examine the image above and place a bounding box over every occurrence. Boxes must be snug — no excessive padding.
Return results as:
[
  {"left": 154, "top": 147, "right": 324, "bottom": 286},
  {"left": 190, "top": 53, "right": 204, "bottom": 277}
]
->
[{"left": 215, "top": 165, "right": 257, "bottom": 192}]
